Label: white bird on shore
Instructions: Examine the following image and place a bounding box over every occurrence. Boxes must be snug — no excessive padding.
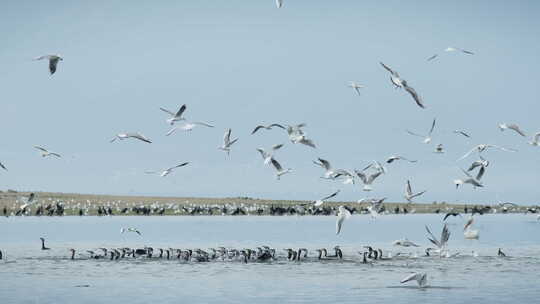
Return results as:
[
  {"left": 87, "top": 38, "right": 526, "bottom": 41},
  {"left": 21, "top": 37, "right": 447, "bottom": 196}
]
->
[
  {"left": 110, "top": 132, "right": 152, "bottom": 143},
  {"left": 386, "top": 155, "right": 417, "bottom": 164},
  {"left": 380, "top": 62, "right": 425, "bottom": 109},
  {"left": 313, "top": 158, "right": 338, "bottom": 179},
  {"left": 256, "top": 144, "right": 284, "bottom": 165},
  {"left": 454, "top": 168, "right": 484, "bottom": 189},
  {"left": 406, "top": 118, "right": 436, "bottom": 144},
  {"left": 404, "top": 180, "right": 426, "bottom": 203},
  {"left": 160, "top": 104, "right": 187, "bottom": 125},
  {"left": 393, "top": 238, "right": 420, "bottom": 247},
  {"left": 348, "top": 81, "right": 366, "bottom": 96},
  {"left": 166, "top": 121, "right": 214, "bottom": 135},
  {"left": 457, "top": 144, "right": 516, "bottom": 161},
  {"left": 528, "top": 132, "right": 540, "bottom": 146},
  {"left": 251, "top": 124, "right": 285, "bottom": 135},
  {"left": 336, "top": 206, "right": 351, "bottom": 235},
  {"left": 34, "top": 146, "right": 61, "bottom": 158},
  {"left": 270, "top": 158, "right": 292, "bottom": 180},
  {"left": 33, "top": 54, "right": 63, "bottom": 75},
  {"left": 313, "top": 190, "right": 340, "bottom": 207},
  {"left": 354, "top": 169, "right": 383, "bottom": 191},
  {"left": 145, "top": 162, "right": 189, "bottom": 177},
  {"left": 219, "top": 129, "right": 238, "bottom": 155},
  {"left": 499, "top": 123, "right": 526, "bottom": 137},
  {"left": 120, "top": 227, "right": 141, "bottom": 236},
  {"left": 425, "top": 224, "right": 450, "bottom": 257},
  {"left": 400, "top": 272, "right": 428, "bottom": 288}
]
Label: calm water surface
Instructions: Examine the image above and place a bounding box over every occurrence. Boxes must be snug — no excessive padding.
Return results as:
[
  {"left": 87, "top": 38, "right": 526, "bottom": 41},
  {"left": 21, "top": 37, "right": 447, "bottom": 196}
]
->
[{"left": 1, "top": 214, "right": 540, "bottom": 303}]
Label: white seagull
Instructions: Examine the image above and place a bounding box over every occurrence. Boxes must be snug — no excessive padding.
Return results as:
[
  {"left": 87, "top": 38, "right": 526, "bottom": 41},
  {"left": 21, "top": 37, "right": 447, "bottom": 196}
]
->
[
  {"left": 463, "top": 217, "right": 479, "bottom": 240},
  {"left": 428, "top": 47, "right": 474, "bottom": 61},
  {"left": 434, "top": 143, "right": 445, "bottom": 154},
  {"left": 457, "top": 144, "right": 516, "bottom": 161},
  {"left": 425, "top": 224, "right": 450, "bottom": 256},
  {"left": 110, "top": 132, "right": 152, "bottom": 143},
  {"left": 380, "top": 62, "right": 425, "bottom": 109},
  {"left": 145, "top": 162, "right": 189, "bottom": 177},
  {"left": 251, "top": 123, "right": 285, "bottom": 135},
  {"left": 404, "top": 180, "right": 426, "bottom": 203},
  {"left": 219, "top": 129, "right": 239, "bottom": 155},
  {"left": 120, "top": 227, "right": 141, "bottom": 236},
  {"left": 287, "top": 124, "right": 316, "bottom": 148},
  {"left": 454, "top": 168, "right": 484, "bottom": 189},
  {"left": 160, "top": 104, "right": 187, "bottom": 125},
  {"left": 166, "top": 121, "right": 214, "bottom": 135},
  {"left": 256, "top": 144, "right": 284, "bottom": 165},
  {"left": 33, "top": 54, "right": 63, "bottom": 75},
  {"left": 406, "top": 118, "right": 436, "bottom": 144},
  {"left": 386, "top": 155, "right": 417, "bottom": 164},
  {"left": 313, "top": 190, "right": 340, "bottom": 207},
  {"left": 333, "top": 169, "right": 356, "bottom": 185},
  {"left": 34, "top": 146, "right": 61, "bottom": 158},
  {"left": 336, "top": 206, "right": 351, "bottom": 235},
  {"left": 270, "top": 158, "right": 292, "bottom": 180},
  {"left": 400, "top": 272, "right": 428, "bottom": 288},
  {"left": 313, "top": 158, "right": 338, "bottom": 179},
  {"left": 498, "top": 123, "right": 526, "bottom": 137},
  {"left": 354, "top": 169, "right": 383, "bottom": 191},
  {"left": 348, "top": 81, "right": 366, "bottom": 96}
]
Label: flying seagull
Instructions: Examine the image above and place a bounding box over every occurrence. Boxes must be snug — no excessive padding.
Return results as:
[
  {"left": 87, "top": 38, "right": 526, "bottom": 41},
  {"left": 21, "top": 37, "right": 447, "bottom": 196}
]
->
[
  {"left": 110, "top": 132, "right": 152, "bottom": 143},
  {"left": 160, "top": 104, "right": 187, "bottom": 125},
  {"left": 434, "top": 143, "right": 445, "bottom": 154},
  {"left": 354, "top": 169, "right": 383, "bottom": 191},
  {"left": 454, "top": 168, "right": 484, "bottom": 189},
  {"left": 120, "top": 227, "right": 141, "bottom": 236},
  {"left": 463, "top": 217, "right": 479, "bottom": 240},
  {"left": 251, "top": 123, "right": 285, "bottom": 135},
  {"left": 145, "top": 162, "right": 189, "bottom": 177},
  {"left": 386, "top": 155, "right": 417, "bottom": 164},
  {"left": 287, "top": 127, "right": 316, "bottom": 148},
  {"left": 406, "top": 118, "right": 436, "bottom": 144},
  {"left": 453, "top": 130, "right": 471, "bottom": 138},
  {"left": 219, "top": 129, "right": 239, "bottom": 155},
  {"left": 404, "top": 180, "right": 426, "bottom": 203},
  {"left": 256, "top": 144, "right": 284, "bottom": 165},
  {"left": 348, "top": 81, "right": 366, "bottom": 96},
  {"left": 336, "top": 206, "right": 351, "bottom": 235},
  {"left": 166, "top": 121, "right": 214, "bottom": 135},
  {"left": 380, "top": 62, "right": 425, "bottom": 109},
  {"left": 33, "top": 54, "right": 63, "bottom": 75},
  {"left": 313, "top": 190, "right": 340, "bottom": 207},
  {"left": 498, "top": 123, "right": 526, "bottom": 137},
  {"left": 467, "top": 155, "right": 489, "bottom": 172},
  {"left": 313, "top": 158, "right": 338, "bottom": 179},
  {"left": 400, "top": 272, "right": 428, "bottom": 288},
  {"left": 34, "top": 146, "right": 61, "bottom": 158},
  {"left": 270, "top": 158, "right": 292, "bottom": 180},
  {"left": 457, "top": 144, "right": 516, "bottom": 161},
  {"left": 425, "top": 224, "right": 450, "bottom": 256},
  {"left": 428, "top": 47, "right": 474, "bottom": 61},
  {"left": 332, "top": 169, "right": 356, "bottom": 185}
]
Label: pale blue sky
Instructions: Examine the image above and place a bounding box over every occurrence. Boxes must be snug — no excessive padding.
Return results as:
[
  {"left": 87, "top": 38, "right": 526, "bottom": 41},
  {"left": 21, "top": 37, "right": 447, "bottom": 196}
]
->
[{"left": 1, "top": 1, "right": 539, "bottom": 204}]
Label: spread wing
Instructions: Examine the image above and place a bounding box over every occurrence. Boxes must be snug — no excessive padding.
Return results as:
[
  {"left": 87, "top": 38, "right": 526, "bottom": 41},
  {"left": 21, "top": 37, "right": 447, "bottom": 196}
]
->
[
  {"left": 34, "top": 146, "right": 48, "bottom": 152},
  {"left": 271, "top": 158, "right": 283, "bottom": 171},
  {"left": 321, "top": 190, "right": 340, "bottom": 201},
  {"left": 429, "top": 118, "right": 436, "bottom": 135},
  {"left": 175, "top": 104, "right": 187, "bottom": 118},
  {"left": 379, "top": 62, "right": 399, "bottom": 77},
  {"left": 427, "top": 54, "right": 438, "bottom": 61},
  {"left": 159, "top": 107, "right": 175, "bottom": 116},
  {"left": 403, "top": 83, "right": 425, "bottom": 109}
]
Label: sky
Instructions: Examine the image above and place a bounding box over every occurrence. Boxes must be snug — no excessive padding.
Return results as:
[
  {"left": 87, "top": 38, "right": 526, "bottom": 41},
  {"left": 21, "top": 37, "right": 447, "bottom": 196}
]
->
[{"left": 1, "top": 1, "right": 539, "bottom": 204}]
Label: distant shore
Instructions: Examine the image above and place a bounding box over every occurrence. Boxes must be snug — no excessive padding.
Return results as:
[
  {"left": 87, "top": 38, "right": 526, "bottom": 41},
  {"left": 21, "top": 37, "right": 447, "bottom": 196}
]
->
[{"left": 0, "top": 190, "right": 532, "bottom": 216}]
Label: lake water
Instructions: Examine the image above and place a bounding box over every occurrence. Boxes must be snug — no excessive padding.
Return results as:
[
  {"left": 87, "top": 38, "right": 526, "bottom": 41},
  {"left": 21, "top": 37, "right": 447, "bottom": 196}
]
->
[{"left": 1, "top": 214, "right": 540, "bottom": 303}]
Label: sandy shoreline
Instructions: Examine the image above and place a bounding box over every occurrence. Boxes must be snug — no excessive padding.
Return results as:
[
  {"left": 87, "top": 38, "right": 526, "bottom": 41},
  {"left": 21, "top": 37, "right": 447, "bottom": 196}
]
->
[{"left": 0, "top": 190, "right": 530, "bottom": 216}]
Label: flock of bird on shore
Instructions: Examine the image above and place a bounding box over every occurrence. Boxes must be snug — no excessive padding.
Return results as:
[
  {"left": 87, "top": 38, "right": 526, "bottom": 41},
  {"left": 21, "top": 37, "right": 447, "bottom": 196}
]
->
[{"left": 2, "top": 1, "right": 538, "bottom": 289}]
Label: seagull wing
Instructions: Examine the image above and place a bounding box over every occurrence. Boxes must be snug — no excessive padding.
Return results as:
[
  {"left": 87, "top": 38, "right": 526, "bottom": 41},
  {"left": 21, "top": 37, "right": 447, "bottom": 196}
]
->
[
  {"left": 317, "top": 158, "right": 332, "bottom": 170},
  {"left": 169, "top": 162, "right": 189, "bottom": 170},
  {"left": 271, "top": 158, "right": 283, "bottom": 171},
  {"left": 166, "top": 127, "right": 179, "bottom": 136},
  {"left": 223, "top": 129, "right": 232, "bottom": 145},
  {"left": 425, "top": 225, "right": 441, "bottom": 248},
  {"left": 429, "top": 118, "right": 436, "bottom": 135},
  {"left": 508, "top": 124, "right": 526, "bottom": 137},
  {"left": 268, "top": 123, "right": 285, "bottom": 130},
  {"left": 299, "top": 138, "right": 316, "bottom": 148},
  {"left": 457, "top": 147, "right": 477, "bottom": 161},
  {"left": 50, "top": 152, "right": 61, "bottom": 158},
  {"left": 354, "top": 170, "right": 368, "bottom": 184},
  {"left": 427, "top": 54, "right": 438, "bottom": 61},
  {"left": 130, "top": 133, "right": 152, "bottom": 143},
  {"left": 175, "top": 104, "right": 187, "bottom": 118},
  {"left": 49, "top": 58, "right": 59, "bottom": 74},
  {"left": 193, "top": 122, "right": 214, "bottom": 128},
  {"left": 367, "top": 171, "right": 382, "bottom": 183},
  {"left": 321, "top": 190, "right": 340, "bottom": 201},
  {"left": 34, "top": 146, "right": 48, "bottom": 152},
  {"left": 406, "top": 180, "right": 412, "bottom": 196},
  {"left": 476, "top": 166, "right": 486, "bottom": 181},
  {"left": 454, "top": 130, "right": 471, "bottom": 138},
  {"left": 0, "top": 161, "right": 7, "bottom": 171},
  {"left": 403, "top": 83, "right": 425, "bottom": 109},
  {"left": 401, "top": 273, "right": 420, "bottom": 284},
  {"left": 159, "top": 107, "right": 175, "bottom": 116},
  {"left": 251, "top": 125, "right": 265, "bottom": 135},
  {"left": 379, "top": 62, "right": 398, "bottom": 77},
  {"left": 271, "top": 143, "right": 284, "bottom": 151},
  {"left": 460, "top": 49, "right": 474, "bottom": 55},
  {"left": 406, "top": 130, "right": 424, "bottom": 138}
]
